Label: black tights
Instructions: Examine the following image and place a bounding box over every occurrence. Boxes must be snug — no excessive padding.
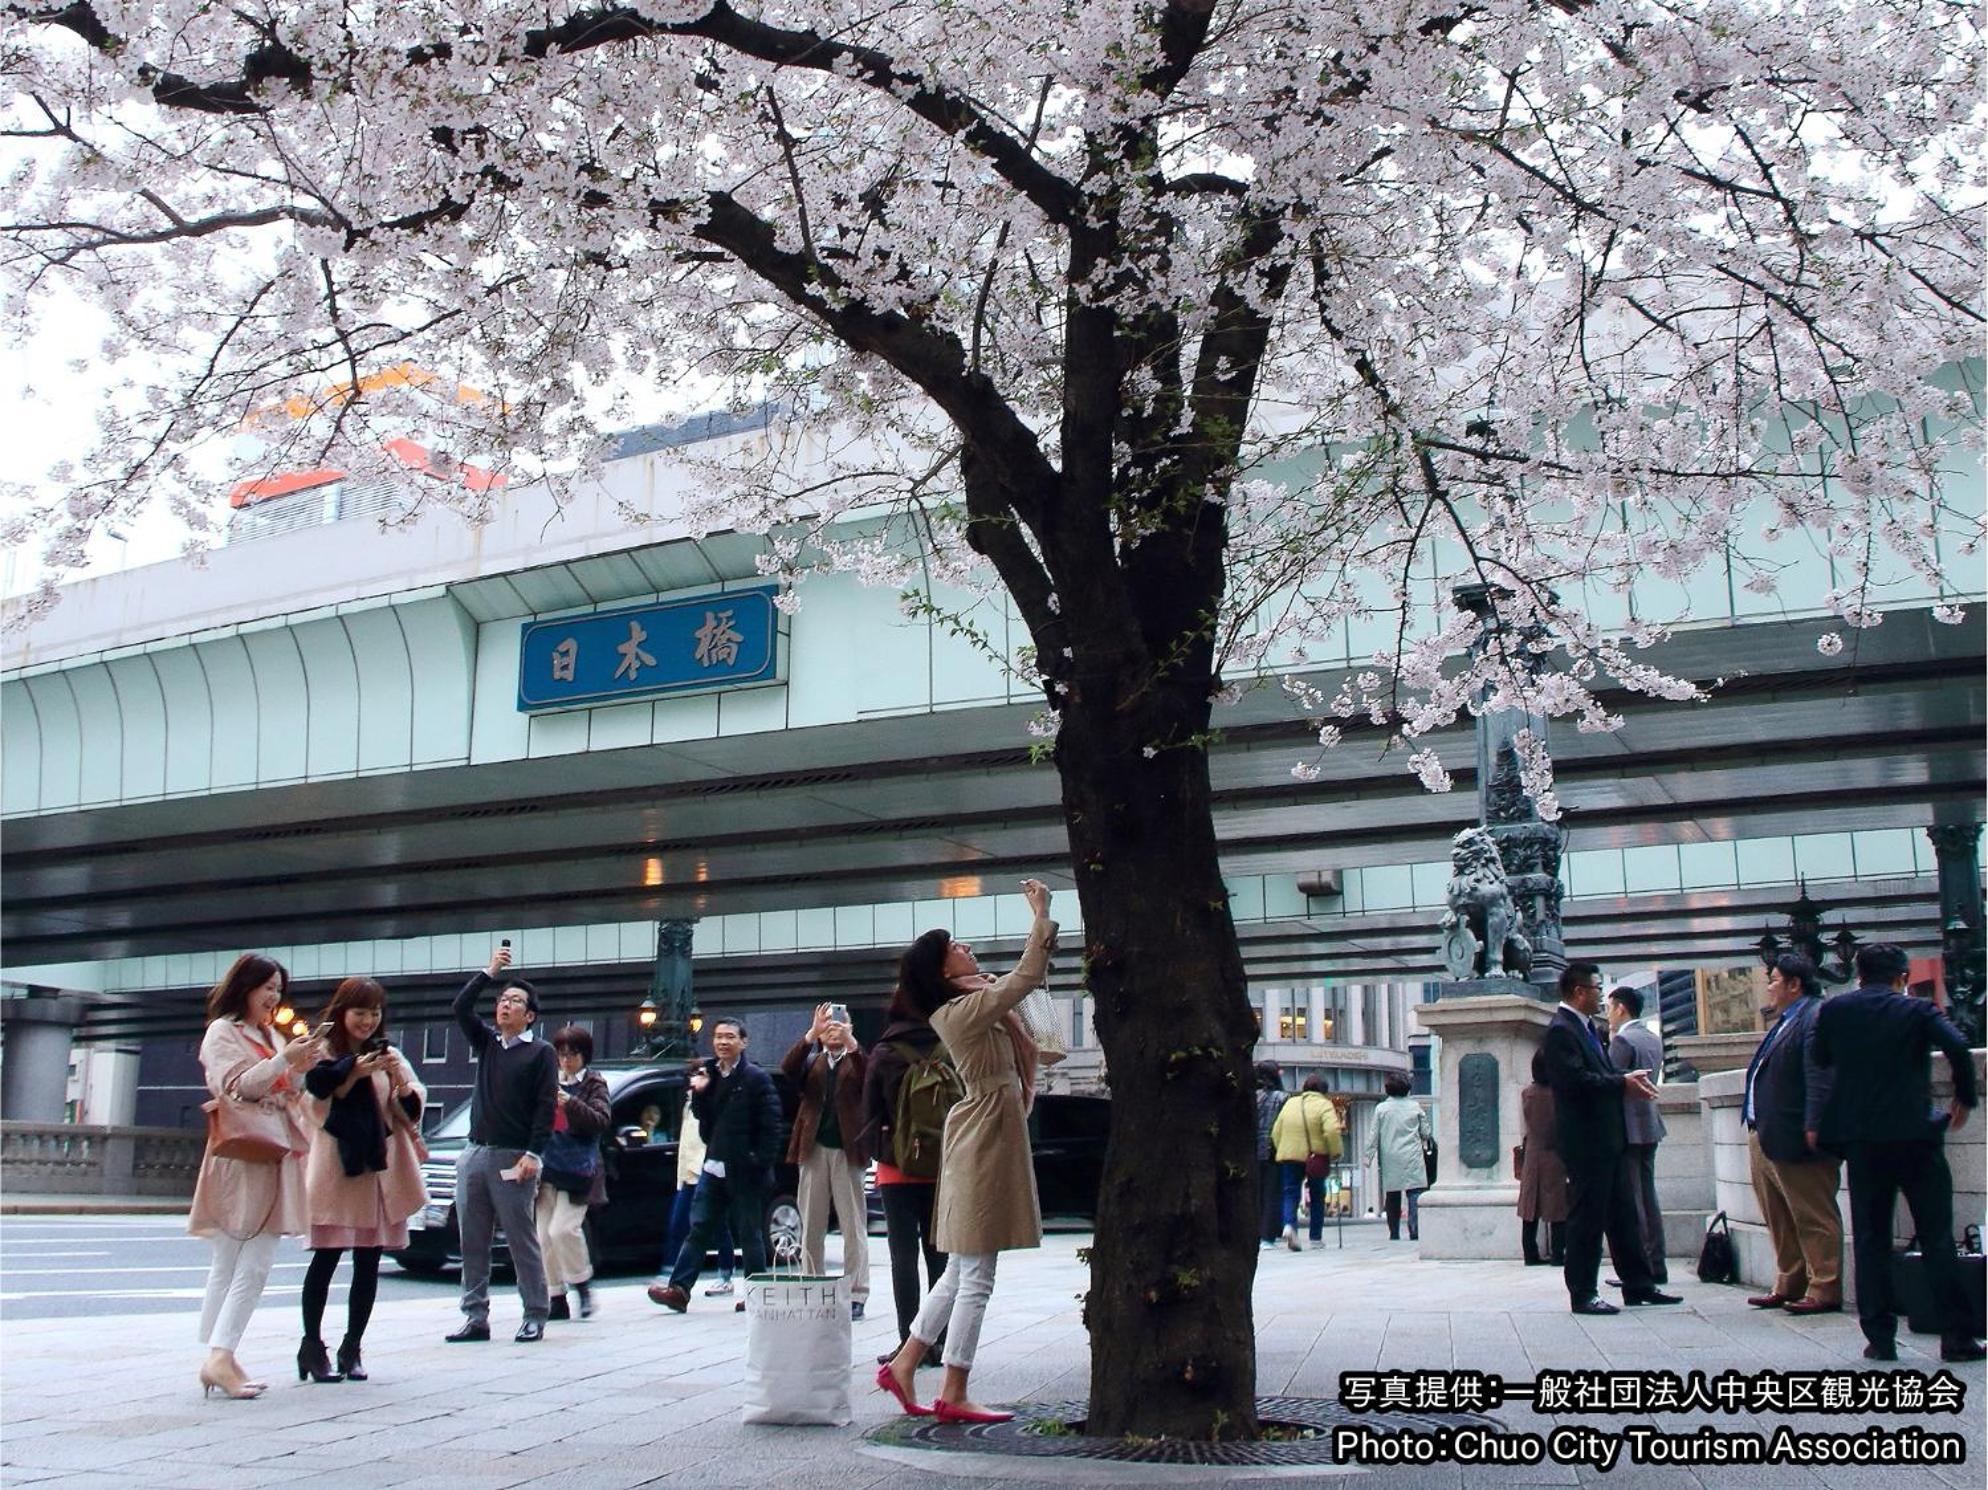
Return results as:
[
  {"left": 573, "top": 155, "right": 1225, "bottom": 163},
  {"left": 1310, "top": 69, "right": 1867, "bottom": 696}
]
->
[
  {"left": 1522, "top": 1219, "right": 1567, "bottom": 1265},
  {"left": 302, "top": 1246, "right": 382, "bottom": 1346}
]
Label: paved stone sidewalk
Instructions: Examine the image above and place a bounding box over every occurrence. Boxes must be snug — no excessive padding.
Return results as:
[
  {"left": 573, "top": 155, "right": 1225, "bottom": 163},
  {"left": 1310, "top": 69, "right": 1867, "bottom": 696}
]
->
[{"left": 3, "top": 1231, "right": 1980, "bottom": 1489}]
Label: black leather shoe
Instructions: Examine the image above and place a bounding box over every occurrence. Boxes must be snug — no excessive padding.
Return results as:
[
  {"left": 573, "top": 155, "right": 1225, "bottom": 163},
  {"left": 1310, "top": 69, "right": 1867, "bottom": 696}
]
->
[
  {"left": 1571, "top": 1297, "right": 1621, "bottom": 1316},
  {"left": 296, "top": 1337, "right": 343, "bottom": 1383},
  {"left": 515, "top": 1320, "right": 545, "bottom": 1343},
  {"left": 1940, "top": 1339, "right": 1986, "bottom": 1362},
  {"left": 1863, "top": 1342, "right": 1897, "bottom": 1362},
  {"left": 546, "top": 1295, "right": 570, "bottom": 1321},
  {"left": 444, "top": 1321, "right": 490, "bottom": 1343},
  {"left": 335, "top": 1340, "right": 366, "bottom": 1381},
  {"left": 1625, "top": 1289, "right": 1683, "bottom": 1306}
]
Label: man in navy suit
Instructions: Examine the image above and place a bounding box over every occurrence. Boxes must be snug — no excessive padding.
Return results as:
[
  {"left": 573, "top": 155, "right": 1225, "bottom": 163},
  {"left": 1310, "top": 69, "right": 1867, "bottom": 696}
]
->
[
  {"left": 1742, "top": 954, "right": 1841, "bottom": 1314},
  {"left": 1812, "top": 943, "right": 1982, "bottom": 1362},
  {"left": 1540, "top": 962, "right": 1681, "bottom": 1314}
]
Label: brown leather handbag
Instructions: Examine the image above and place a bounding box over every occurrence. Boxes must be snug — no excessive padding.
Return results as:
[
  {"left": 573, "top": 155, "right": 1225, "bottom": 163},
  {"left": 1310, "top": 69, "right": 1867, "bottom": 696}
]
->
[{"left": 203, "top": 1094, "right": 295, "bottom": 1164}]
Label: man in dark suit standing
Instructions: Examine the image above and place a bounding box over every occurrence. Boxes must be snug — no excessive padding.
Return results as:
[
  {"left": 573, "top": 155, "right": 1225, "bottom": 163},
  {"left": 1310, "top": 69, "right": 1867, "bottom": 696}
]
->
[
  {"left": 1742, "top": 954, "right": 1842, "bottom": 1314},
  {"left": 1541, "top": 962, "right": 1681, "bottom": 1314},
  {"left": 1812, "top": 943, "right": 1982, "bottom": 1362}
]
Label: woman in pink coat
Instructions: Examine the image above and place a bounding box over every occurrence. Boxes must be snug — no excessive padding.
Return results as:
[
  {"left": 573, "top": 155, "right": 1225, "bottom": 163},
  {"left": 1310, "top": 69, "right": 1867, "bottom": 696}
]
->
[
  {"left": 188, "top": 953, "right": 321, "bottom": 1400},
  {"left": 298, "top": 977, "right": 428, "bottom": 1383}
]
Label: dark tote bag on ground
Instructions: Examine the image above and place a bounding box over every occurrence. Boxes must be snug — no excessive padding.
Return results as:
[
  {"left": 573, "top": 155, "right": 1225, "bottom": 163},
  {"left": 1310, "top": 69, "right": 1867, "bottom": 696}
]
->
[
  {"left": 1697, "top": 1211, "right": 1740, "bottom": 1284},
  {"left": 1894, "top": 1228, "right": 1988, "bottom": 1337}
]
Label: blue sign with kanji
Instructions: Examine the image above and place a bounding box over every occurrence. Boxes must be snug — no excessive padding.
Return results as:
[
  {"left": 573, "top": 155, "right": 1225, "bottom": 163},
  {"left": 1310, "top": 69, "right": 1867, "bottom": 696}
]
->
[{"left": 517, "top": 585, "right": 780, "bottom": 711}]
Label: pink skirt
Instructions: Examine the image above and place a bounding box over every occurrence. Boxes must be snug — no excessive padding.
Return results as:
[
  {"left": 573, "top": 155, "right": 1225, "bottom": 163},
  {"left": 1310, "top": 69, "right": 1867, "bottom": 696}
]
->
[{"left": 309, "top": 1182, "right": 409, "bottom": 1250}]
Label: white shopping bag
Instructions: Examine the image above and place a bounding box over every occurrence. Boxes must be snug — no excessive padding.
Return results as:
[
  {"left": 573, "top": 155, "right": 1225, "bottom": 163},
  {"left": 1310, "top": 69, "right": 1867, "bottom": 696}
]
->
[{"left": 741, "top": 1272, "right": 852, "bottom": 1425}]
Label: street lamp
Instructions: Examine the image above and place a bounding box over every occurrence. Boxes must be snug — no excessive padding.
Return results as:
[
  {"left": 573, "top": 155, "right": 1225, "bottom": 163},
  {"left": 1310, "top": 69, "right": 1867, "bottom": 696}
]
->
[
  {"left": 637, "top": 998, "right": 658, "bottom": 1032},
  {"left": 688, "top": 1008, "right": 704, "bottom": 1038},
  {"left": 1756, "top": 880, "right": 1860, "bottom": 985}
]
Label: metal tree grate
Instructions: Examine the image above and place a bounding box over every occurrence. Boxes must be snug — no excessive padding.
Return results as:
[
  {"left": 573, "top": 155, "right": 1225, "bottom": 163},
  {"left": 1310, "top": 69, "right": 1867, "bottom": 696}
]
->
[{"left": 867, "top": 1396, "right": 1504, "bottom": 1467}]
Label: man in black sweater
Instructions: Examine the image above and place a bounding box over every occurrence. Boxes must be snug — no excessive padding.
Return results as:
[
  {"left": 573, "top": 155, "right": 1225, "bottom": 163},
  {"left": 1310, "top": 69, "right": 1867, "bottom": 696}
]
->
[
  {"left": 446, "top": 944, "right": 559, "bottom": 1344},
  {"left": 1812, "top": 943, "right": 1982, "bottom": 1362},
  {"left": 648, "top": 1016, "right": 783, "bottom": 1313}
]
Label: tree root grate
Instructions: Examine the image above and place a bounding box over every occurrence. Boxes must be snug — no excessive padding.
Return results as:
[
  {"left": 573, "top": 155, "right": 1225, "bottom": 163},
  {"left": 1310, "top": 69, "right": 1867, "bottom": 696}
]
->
[{"left": 866, "top": 1395, "right": 1502, "bottom": 1466}]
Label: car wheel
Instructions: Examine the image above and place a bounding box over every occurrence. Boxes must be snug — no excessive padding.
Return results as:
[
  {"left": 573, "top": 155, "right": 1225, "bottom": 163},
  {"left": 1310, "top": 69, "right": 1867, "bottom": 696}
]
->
[{"left": 765, "top": 1194, "right": 803, "bottom": 1267}]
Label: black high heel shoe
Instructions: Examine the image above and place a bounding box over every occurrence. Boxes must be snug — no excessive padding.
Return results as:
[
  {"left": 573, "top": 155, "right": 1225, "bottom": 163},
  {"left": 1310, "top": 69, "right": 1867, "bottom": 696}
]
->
[
  {"left": 297, "top": 1337, "right": 344, "bottom": 1384},
  {"left": 335, "top": 1339, "right": 367, "bottom": 1381}
]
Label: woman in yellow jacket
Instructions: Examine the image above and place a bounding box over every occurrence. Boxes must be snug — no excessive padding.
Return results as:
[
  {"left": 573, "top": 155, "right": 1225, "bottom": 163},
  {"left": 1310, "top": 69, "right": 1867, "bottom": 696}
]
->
[{"left": 1271, "top": 1077, "right": 1342, "bottom": 1250}]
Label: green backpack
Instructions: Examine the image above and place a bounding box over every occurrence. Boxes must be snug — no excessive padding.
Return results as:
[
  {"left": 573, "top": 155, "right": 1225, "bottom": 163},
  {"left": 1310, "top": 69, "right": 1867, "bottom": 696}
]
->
[{"left": 889, "top": 1041, "right": 966, "bottom": 1179}]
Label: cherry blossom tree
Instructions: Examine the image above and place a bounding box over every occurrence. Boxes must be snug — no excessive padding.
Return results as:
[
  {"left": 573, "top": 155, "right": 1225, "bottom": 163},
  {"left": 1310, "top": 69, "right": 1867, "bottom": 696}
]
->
[{"left": 4, "top": 0, "right": 1980, "bottom": 1436}]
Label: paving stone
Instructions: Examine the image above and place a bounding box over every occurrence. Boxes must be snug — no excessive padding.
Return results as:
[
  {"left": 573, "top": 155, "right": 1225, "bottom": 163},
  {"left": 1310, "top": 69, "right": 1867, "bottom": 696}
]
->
[{"left": 5, "top": 1230, "right": 1983, "bottom": 1489}]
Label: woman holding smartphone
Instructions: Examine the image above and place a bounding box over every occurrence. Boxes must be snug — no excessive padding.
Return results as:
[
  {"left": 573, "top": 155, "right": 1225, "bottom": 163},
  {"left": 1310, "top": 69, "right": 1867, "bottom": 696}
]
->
[
  {"left": 298, "top": 977, "right": 426, "bottom": 1383},
  {"left": 189, "top": 953, "right": 321, "bottom": 1400},
  {"left": 877, "top": 878, "right": 1056, "bottom": 1423}
]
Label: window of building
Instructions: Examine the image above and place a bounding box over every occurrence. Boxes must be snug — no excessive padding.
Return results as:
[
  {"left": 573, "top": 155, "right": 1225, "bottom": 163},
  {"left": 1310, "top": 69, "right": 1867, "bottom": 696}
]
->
[
  {"left": 1071, "top": 998, "right": 1086, "bottom": 1049},
  {"left": 1278, "top": 1008, "right": 1308, "bottom": 1041},
  {"left": 421, "top": 1025, "right": 448, "bottom": 1063},
  {"left": 1410, "top": 1043, "right": 1432, "bottom": 1097},
  {"left": 1320, "top": 986, "right": 1345, "bottom": 1043}
]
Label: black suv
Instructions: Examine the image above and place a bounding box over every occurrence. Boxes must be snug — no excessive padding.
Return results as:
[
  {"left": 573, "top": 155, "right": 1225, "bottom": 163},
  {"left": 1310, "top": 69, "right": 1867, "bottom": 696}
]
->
[
  {"left": 391, "top": 1061, "right": 811, "bottom": 1275},
  {"left": 391, "top": 1062, "right": 1110, "bottom": 1273}
]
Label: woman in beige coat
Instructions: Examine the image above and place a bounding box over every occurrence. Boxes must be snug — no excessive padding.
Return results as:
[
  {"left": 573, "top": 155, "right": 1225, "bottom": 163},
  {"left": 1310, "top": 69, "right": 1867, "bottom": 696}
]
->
[
  {"left": 878, "top": 878, "right": 1056, "bottom": 1425},
  {"left": 188, "top": 953, "right": 321, "bottom": 1400},
  {"left": 299, "top": 976, "right": 427, "bottom": 1383}
]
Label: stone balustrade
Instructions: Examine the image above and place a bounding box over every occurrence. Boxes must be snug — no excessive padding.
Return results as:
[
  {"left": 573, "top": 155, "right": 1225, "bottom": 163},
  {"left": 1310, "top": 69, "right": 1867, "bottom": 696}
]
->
[
  {"left": 1698, "top": 1051, "right": 1986, "bottom": 1304},
  {"left": 0, "top": 1121, "right": 203, "bottom": 1197}
]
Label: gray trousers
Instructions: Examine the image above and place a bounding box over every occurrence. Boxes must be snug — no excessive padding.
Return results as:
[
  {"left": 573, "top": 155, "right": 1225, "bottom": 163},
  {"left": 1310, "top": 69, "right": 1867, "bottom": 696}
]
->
[
  {"left": 1622, "top": 1143, "right": 1667, "bottom": 1282},
  {"left": 457, "top": 1144, "right": 549, "bottom": 1324}
]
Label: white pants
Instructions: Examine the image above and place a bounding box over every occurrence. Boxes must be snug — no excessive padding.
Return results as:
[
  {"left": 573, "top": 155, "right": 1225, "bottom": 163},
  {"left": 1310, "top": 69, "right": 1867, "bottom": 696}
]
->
[
  {"left": 910, "top": 1252, "right": 998, "bottom": 1369},
  {"left": 534, "top": 1185, "right": 593, "bottom": 1291},
  {"left": 798, "top": 1145, "right": 869, "bottom": 1301},
  {"left": 198, "top": 1231, "right": 279, "bottom": 1351}
]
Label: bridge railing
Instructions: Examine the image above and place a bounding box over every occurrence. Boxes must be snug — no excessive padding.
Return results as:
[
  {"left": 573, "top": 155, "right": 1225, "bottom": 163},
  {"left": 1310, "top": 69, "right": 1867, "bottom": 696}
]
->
[{"left": 0, "top": 1121, "right": 203, "bottom": 1197}]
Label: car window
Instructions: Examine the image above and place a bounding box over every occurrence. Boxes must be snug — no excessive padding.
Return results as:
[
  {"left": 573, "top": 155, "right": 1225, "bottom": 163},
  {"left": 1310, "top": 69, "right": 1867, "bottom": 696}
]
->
[
  {"left": 1034, "top": 1097, "right": 1111, "bottom": 1143},
  {"left": 433, "top": 1100, "right": 472, "bottom": 1139},
  {"left": 612, "top": 1080, "right": 685, "bottom": 1142}
]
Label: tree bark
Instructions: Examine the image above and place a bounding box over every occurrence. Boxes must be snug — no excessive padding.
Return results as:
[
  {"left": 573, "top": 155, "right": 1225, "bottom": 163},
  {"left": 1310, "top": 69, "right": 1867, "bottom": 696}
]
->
[{"left": 1059, "top": 682, "right": 1261, "bottom": 1439}]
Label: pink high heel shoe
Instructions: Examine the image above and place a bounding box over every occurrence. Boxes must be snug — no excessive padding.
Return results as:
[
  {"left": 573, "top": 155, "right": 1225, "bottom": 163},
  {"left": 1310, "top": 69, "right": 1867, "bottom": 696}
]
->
[
  {"left": 932, "top": 1398, "right": 1014, "bottom": 1425},
  {"left": 874, "top": 1362, "right": 933, "bottom": 1417}
]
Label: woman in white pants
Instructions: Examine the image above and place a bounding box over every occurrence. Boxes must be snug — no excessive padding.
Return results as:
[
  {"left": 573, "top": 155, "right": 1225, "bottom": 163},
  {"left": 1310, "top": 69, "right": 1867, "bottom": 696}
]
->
[
  {"left": 535, "top": 1025, "right": 611, "bottom": 1320},
  {"left": 878, "top": 878, "right": 1056, "bottom": 1424},
  {"left": 188, "top": 953, "right": 320, "bottom": 1399}
]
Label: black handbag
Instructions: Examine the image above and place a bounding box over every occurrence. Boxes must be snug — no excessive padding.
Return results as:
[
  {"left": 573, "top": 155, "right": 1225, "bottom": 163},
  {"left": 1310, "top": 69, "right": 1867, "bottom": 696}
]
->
[
  {"left": 1697, "top": 1211, "right": 1740, "bottom": 1284},
  {"left": 1894, "top": 1228, "right": 1988, "bottom": 1337}
]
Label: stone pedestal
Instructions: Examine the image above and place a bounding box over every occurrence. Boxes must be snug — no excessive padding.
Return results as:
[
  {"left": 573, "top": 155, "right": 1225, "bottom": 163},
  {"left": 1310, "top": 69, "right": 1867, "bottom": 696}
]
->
[
  {"left": 1415, "top": 994, "right": 1558, "bottom": 1259},
  {"left": 1653, "top": 1081, "right": 1713, "bottom": 1262},
  {"left": 1670, "top": 1031, "right": 1761, "bottom": 1076},
  {"left": 1700, "top": 1051, "right": 1986, "bottom": 1306}
]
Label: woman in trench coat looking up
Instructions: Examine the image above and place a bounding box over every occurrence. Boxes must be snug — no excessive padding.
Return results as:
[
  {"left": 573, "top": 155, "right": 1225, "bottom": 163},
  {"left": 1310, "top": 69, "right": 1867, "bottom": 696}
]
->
[{"left": 877, "top": 877, "right": 1056, "bottom": 1425}]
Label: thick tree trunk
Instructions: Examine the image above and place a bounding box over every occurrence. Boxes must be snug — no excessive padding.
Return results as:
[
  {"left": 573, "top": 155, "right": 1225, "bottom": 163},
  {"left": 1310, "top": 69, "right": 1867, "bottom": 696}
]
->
[{"left": 1061, "top": 687, "right": 1261, "bottom": 1439}]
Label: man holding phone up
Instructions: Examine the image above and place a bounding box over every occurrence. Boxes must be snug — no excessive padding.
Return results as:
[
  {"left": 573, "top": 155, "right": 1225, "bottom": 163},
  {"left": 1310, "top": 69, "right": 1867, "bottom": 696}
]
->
[
  {"left": 782, "top": 1003, "right": 872, "bottom": 1317},
  {"left": 445, "top": 943, "right": 558, "bottom": 1343}
]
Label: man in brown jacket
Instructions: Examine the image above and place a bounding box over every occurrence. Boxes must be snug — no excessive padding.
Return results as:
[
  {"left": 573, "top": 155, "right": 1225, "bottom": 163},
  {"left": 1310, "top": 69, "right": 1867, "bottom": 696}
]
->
[{"left": 782, "top": 1003, "right": 871, "bottom": 1318}]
